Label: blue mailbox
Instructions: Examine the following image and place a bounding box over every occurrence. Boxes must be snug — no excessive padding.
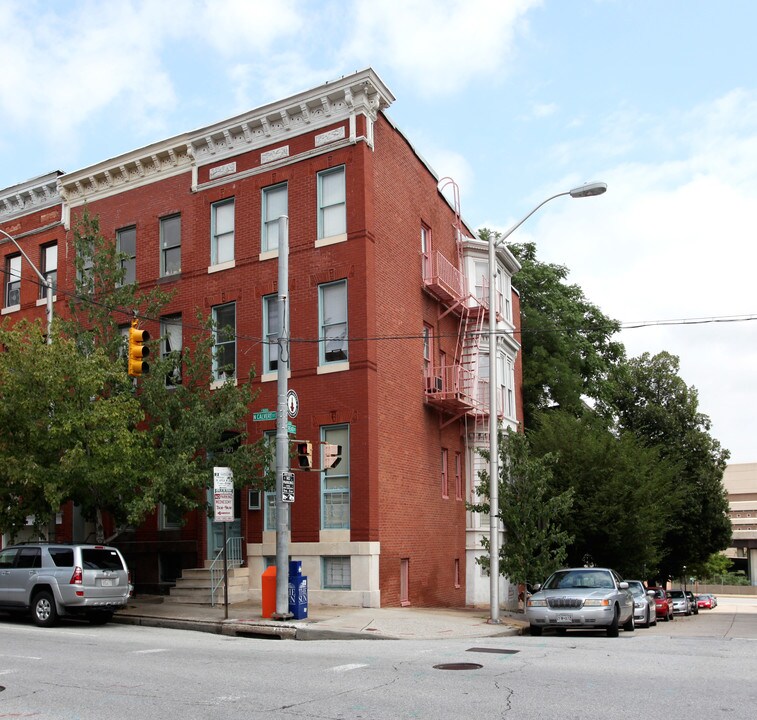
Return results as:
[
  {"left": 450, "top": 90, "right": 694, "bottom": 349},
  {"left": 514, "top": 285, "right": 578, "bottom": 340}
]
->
[{"left": 288, "top": 560, "right": 308, "bottom": 619}]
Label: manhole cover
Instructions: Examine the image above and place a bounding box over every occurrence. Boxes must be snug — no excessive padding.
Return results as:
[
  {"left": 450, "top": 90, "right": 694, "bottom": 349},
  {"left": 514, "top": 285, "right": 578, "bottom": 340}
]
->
[
  {"left": 433, "top": 663, "right": 483, "bottom": 671},
  {"left": 467, "top": 647, "right": 520, "bottom": 655}
]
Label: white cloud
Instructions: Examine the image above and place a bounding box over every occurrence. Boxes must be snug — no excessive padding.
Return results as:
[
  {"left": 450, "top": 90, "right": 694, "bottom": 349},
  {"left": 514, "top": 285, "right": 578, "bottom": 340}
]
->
[{"left": 343, "top": 0, "right": 541, "bottom": 97}]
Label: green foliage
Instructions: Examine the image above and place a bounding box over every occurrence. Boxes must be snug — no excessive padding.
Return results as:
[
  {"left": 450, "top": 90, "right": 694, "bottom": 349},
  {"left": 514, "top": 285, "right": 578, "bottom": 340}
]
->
[
  {"left": 502, "top": 239, "right": 625, "bottom": 427},
  {"left": 527, "top": 409, "right": 678, "bottom": 578},
  {"left": 0, "top": 209, "right": 270, "bottom": 542},
  {"left": 689, "top": 552, "right": 732, "bottom": 581},
  {"left": 469, "top": 429, "right": 574, "bottom": 588},
  {"left": 604, "top": 352, "right": 731, "bottom": 578}
]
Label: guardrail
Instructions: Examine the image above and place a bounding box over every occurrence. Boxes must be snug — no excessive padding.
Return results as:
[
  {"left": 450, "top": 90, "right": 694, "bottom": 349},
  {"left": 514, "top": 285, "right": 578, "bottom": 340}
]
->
[{"left": 209, "top": 535, "right": 243, "bottom": 606}]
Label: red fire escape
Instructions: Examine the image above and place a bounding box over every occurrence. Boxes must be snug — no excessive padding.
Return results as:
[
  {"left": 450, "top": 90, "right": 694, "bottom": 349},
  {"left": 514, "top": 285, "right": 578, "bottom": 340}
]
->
[{"left": 422, "top": 179, "right": 489, "bottom": 430}]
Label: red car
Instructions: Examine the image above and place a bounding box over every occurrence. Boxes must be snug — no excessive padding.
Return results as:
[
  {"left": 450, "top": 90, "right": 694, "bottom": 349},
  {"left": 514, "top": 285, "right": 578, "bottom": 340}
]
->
[
  {"left": 648, "top": 587, "right": 674, "bottom": 621},
  {"left": 697, "top": 594, "right": 714, "bottom": 609}
]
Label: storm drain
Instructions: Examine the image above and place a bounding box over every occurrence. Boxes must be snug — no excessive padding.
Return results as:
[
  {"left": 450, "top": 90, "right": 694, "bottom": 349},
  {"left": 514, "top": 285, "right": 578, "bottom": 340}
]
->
[
  {"left": 467, "top": 647, "right": 520, "bottom": 655},
  {"left": 433, "top": 663, "right": 483, "bottom": 671}
]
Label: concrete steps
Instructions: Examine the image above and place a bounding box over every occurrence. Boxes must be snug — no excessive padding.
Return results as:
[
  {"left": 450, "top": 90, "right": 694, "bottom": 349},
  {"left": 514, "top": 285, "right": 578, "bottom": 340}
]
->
[{"left": 165, "top": 566, "right": 249, "bottom": 605}]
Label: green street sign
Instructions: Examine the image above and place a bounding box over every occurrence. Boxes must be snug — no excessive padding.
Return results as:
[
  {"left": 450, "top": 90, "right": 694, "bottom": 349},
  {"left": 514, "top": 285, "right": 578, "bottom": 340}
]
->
[{"left": 252, "top": 409, "right": 277, "bottom": 422}]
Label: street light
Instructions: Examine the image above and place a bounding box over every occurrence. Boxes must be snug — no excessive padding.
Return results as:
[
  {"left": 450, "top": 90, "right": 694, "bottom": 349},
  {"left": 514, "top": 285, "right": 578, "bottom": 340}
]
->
[
  {"left": 0, "top": 227, "right": 54, "bottom": 344},
  {"left": 487, "top": 181, "right": 607, "bottom": 624}
]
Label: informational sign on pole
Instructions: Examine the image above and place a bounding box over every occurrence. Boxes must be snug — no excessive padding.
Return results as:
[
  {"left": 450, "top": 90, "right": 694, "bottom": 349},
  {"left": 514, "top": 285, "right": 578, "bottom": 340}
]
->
[
  {"left": 213, "top": 467, "right": 234, "bottom": 522},
  {"left": 281, "top": 471, "right": 295, "bottom": 503}
]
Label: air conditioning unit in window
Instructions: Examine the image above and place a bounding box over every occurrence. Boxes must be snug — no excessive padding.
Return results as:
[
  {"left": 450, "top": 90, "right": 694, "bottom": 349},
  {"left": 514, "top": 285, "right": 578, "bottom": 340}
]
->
[{"left": 425, "top": 376, "right": 443, "bottom": 393}]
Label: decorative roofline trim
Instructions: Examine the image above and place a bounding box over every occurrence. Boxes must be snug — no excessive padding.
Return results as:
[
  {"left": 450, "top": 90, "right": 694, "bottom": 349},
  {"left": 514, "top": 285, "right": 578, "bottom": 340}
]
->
[
  {"left": 59, "top": 68, "right": 394, "bottom": 207},
  {"left": 0, "top": 172, "right": 63, "bottom": 224}
]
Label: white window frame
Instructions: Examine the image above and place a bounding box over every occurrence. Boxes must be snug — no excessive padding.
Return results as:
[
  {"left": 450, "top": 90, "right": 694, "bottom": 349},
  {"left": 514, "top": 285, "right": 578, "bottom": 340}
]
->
[
  {"left": 212, "top": 302, "right": 236, "bottom": 383},
  {"left": 263, "top": 294, "right": 282, "bottom": 375},
  {"left": 318, "top": 279, "right": 348, "bottom": 367},
  {"left": 40, "top": 243, "right": 57, "bottom": 298},
  {"left": 158, "top": 503, "right": 183, "bottom": 530},
  {"left": 4, "top": 254, "right": 21, "bottom": 309},
  {"left": 211, "top": 198, "right": 235, "bottom": 267},
  {"left": 117, "top": 226, "right": 136, "bottom": 286},
  {"left": 161, "top": 314, "right": 183, "bottom": 386},
  {"left": 317, "top": 166, "right": 346, "bottom": 240},
  {"left": 262, "top": 183, "right": 287, "bottom": 253},
  {"left": 321, "top": 424, "right": 349, "bottom": 530},
  {"left": 160, "top": 214, "right": 181, "bottom": 277},
  {"left": 263, "top": 430, "right": 289, "bottom": 531}
]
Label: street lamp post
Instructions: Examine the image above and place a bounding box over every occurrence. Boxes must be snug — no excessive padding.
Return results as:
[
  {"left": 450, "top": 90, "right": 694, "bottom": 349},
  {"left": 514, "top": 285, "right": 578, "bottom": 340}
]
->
[
  {"left": 0, "top": 227, "right": 54, "bottom": 344},
  {"left": 487, "top": 182, "right": 607, "bottom": 624}
]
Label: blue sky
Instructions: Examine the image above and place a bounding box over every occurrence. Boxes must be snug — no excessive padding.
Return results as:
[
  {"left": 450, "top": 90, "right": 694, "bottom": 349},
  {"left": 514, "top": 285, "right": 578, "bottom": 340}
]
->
[{"left": 2, "top": 0, "right": 756, "bottom": 462}]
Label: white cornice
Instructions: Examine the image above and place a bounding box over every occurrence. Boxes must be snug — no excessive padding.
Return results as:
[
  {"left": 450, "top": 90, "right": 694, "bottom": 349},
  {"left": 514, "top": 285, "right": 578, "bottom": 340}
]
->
[
  {"left": 0, "top": 171, "right": 63, "bottom": 224},
  {"left": 59, "top": 68, "right": 395, "bottom": 207}
]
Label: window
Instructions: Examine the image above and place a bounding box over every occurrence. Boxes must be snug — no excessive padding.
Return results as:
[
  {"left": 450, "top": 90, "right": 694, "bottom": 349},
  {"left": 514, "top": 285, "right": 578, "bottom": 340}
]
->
[
  {"left": 4, "top": 254, "right": 20, "bottom": 307},
  {"left": 211, "top": 199, "right": 235, "bottom": 266},
  {"left": 441, "top": 448, "right": 449, "bottom": 499},
  {"left": 421, "top": 224, "right": 431, "bottom": 278},
  {"left": 322, "top": 557, "right": 351, "bottom": 589},
  {"left": 117, "top": 226, "right": 136, "bottom": 285},
  {"left": 422, "top": 325, "right": 432, "bottom": 377},
  {"left": 319, "top": 280, "right": 348, "bottom": 365},
  {"left": 160, "top": 215, "right": 181, "bottom": 276},
  {"left": 158, "top": 503, "right": 183, "bottom": 529},
  {"left": 317, "top": 166, "right": 346, "bottom": 239},
  {"left": 161, "top": 314, "right": 182, "bottom": 386},
  {"left": 263, "top": 294, "right": 281, "bottom": 374},
  {"left": 474, "top": 260, "right": 487, "bottom": 305},
  {"left": 322, "top": 424, "right": 349, "bottom": 529},
  {"left": 40, "top": 243, "right": 57, "bottom": 297},
  {"left": 455, "top": 451, "right": 463, "bottom": 501},
  {"left": 455, "top": 558, "right": 461, "bottom": 588},
  {"left": 262, "top": 183, "right": 287, "bottom": 252},
  {"left": 263, "top": 431, "right": 289, "bottom": 531},
  {"left": 212, "top": 302, "right": 236, "bottom": 382}
]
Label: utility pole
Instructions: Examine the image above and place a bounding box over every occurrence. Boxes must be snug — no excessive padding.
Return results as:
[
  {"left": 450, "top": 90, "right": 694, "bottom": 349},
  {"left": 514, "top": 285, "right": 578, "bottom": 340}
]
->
[{"left": 273, "top": 215, "right": 293, "bottom": 619}]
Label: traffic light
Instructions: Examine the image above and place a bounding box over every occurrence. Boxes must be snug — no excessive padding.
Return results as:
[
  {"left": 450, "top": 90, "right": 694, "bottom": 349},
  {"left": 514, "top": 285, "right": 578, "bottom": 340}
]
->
[
  {"left": 296, "top": 441, "right": 313, "bottom": 470},
  {"left": 323, "top": 443, "right": 342, "bottom": 470},
  {"left": 128, "top": 320, "right": 150, "bottom": 377}
]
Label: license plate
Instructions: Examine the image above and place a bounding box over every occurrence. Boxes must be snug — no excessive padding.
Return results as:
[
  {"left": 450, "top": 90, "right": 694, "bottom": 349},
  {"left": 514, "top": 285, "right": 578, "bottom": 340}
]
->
[
  {"left": 556, "top": 614, "right": 572, "bottom": 623},
  {"left": 100, "top": 579, "right": 114, "bottom": 587}
]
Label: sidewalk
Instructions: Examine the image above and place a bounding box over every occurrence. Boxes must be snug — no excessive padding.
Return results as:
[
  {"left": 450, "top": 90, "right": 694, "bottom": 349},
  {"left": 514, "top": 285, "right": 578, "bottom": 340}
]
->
[{"left": 114, "top": 595, "right": 529, "bottom": 641}]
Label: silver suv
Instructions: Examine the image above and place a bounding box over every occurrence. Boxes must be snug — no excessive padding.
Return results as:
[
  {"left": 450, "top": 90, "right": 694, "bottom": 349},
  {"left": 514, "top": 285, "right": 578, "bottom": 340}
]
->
[{"left": 0, "top": 543, "right": 130, "bottom": 626}]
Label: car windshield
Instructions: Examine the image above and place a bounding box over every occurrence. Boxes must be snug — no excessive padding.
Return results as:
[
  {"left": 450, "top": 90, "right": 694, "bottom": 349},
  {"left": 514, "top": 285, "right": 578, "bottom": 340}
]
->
[
  {"left": 668, "top": 590, "right": 684, "bottom": 598},
  {"left": 627, "top": 583, "right": 645, "bottom": 597},
  {"left": 543, "top": 569, "right": 615, "bottom": 590},
  {"left": 81, "top": 548, "right": 124, "bottom": 571}
]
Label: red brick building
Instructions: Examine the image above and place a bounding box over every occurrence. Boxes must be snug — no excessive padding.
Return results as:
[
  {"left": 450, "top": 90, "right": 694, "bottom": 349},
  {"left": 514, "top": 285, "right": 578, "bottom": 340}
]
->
[{"left": 1, "top": 68, "right": 523, "bottom": 608}]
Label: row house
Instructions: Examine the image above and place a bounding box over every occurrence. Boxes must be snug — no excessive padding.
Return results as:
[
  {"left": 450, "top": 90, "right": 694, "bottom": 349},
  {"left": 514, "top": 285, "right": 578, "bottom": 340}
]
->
[{"left": 0, "top": 68, "right": 523, "bottom": 608}]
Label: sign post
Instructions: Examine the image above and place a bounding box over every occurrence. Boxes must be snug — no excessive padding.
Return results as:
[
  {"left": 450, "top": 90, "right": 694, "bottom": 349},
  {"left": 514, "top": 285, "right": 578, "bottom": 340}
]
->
[{"left": 213, "top": 467, "right": 234, "bottom": 619}]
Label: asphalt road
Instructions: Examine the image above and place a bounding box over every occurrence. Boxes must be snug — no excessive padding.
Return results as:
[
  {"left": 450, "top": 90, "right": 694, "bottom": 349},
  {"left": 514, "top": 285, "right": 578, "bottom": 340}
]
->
[{"left": 1, "top": 596, "right": 755, "bottom": 719}]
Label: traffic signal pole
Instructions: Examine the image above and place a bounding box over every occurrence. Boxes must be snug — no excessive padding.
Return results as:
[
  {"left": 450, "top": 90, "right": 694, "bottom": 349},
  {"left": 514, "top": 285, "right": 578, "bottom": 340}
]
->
[{"left": 273, "top": 215, "right": 293, "bottom": 619}]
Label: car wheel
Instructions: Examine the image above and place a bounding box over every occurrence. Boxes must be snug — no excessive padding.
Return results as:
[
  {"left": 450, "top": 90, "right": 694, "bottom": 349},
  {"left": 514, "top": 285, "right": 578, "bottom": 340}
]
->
[
  {"left": 87, "top": 612, "right": 114, "bottom": 625},
  {"left": 606, "top": 606, "right": 620, "bottom": 637},
  {"left": 32, "top": 591, "right": 58, "bottom": 628},
  {"left": 622, "top": 611, "right": 635, "bottom": 632},
  {"left": 529, "top": 624, "right": 543, "bottom": 637}
]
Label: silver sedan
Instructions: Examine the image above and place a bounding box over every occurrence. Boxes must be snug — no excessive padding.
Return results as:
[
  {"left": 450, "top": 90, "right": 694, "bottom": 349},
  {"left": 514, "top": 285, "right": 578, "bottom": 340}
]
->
[{"left": 526, "top": 567, "right": 635, "bottom": 637}]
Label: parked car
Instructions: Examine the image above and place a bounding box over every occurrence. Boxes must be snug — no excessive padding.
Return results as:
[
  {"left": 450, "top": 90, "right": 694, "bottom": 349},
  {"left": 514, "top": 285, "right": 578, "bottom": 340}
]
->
[
  {"left": 526, "top": 567, "right": 635, "bottom": 637},
  {"left": 685, "top": 591, "right": 699, "bottom": 615},
  {"left": 648, "top": 586, "right": 674, "bottom": 621},
  {"left": 698, "top": 593, "right": 717, "bottom": 609},
  {"left": 0, "top": 543, "right": 130, "bottom": 627},
  {"left": 667, "top": 588, "right": 691, "bottom": 615},
  {"left": 626, "top": 580, "right": 657, "bottom": 627}
]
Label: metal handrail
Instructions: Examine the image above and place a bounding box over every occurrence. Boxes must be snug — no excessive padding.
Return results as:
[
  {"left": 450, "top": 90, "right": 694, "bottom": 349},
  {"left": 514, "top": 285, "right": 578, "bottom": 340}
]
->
[{"left": 209, "top": 536, "right": 243, "bottom": 606}]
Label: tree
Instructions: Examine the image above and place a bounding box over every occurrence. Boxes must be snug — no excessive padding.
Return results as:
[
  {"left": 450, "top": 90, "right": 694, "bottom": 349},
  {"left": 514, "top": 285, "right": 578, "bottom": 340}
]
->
[
  {"left": 502, "top": 239, "right": 625, "bottom": 427},
  {"left": 0, "top": 209, "right": 270, "bottom": 542},
  {"left": 469, "top": 429, "right": 574, "bottom": 592},
  {"left": 0, "top": 319, "right": 148, "bottom": 539},
  {"left": 603, "top": 351, "right": 732, "bottom": 578},
  {"left": 527, "top": 409, "right": 678, "bottom": 578}
]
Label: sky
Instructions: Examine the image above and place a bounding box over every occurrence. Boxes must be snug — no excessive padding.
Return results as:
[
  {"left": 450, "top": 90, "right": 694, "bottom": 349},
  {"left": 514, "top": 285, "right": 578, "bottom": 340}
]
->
[{"left": 1, "top": 0, "right": 755, "bottom": 463}]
